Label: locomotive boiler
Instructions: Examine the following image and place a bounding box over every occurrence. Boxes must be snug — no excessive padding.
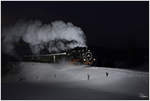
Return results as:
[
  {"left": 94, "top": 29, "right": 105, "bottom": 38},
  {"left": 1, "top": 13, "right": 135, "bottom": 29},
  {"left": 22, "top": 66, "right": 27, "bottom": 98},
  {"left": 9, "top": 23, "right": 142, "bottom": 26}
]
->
[{"left": 23, "top": 47, "right": 96, "bottom": 65}]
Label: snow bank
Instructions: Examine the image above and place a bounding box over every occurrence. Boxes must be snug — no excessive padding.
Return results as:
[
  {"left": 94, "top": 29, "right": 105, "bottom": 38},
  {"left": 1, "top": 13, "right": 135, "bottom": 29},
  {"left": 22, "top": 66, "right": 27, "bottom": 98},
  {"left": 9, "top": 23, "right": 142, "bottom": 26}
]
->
[{"left": 2, "top": 62, "right": 149, "bottom": 98}]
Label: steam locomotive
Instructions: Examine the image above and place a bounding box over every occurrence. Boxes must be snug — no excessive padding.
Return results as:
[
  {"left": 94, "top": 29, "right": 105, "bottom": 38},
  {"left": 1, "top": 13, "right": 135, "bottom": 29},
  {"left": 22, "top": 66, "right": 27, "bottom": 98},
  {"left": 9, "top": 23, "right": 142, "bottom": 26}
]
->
[{"left": 23, "top": 47, "right": 96, "bottom": 65}]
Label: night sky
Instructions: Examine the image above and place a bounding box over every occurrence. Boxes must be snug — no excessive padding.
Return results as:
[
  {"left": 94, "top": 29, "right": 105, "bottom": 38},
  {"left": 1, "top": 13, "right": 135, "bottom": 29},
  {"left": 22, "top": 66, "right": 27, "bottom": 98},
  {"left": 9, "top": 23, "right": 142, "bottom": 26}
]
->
[{"left": 2, "top": 1, "right": 149, "bottom": 49}]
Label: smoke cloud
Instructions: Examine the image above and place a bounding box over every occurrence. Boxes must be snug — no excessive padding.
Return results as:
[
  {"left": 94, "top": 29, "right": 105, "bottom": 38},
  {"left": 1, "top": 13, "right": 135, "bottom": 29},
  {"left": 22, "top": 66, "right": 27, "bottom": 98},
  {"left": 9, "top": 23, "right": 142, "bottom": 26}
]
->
[{"left": 2, "top": 20, "right": 87, "bottom": 56}]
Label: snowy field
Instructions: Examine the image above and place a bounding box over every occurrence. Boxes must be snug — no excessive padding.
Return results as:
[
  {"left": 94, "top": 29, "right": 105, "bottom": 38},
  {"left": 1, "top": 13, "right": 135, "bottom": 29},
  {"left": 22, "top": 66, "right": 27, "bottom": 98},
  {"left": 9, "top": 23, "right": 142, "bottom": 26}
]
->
[{"left": 2, "top": 62, "right": 149, "bottom": 100}]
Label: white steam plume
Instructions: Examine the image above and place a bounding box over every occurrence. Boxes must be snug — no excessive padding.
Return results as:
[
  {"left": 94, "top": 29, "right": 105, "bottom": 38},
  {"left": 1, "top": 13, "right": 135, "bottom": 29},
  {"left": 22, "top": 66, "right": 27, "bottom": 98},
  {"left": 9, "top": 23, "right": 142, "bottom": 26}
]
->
[{"left": 2, "top": 20, "right": 87, "bottom": 56}]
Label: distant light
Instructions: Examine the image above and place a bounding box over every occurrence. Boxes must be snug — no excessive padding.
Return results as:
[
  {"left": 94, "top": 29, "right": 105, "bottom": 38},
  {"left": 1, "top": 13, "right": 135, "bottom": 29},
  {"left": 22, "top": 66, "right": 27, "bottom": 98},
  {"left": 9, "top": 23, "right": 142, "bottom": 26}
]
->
[{"left": 139, "top": 93, "right": 148, "bottom": 98}]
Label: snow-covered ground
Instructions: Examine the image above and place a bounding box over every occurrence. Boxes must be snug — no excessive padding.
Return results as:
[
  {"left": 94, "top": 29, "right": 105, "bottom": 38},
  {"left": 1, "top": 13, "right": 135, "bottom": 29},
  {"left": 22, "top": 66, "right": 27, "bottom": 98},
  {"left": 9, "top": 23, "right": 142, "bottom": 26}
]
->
[{"left": 2, "top": 62, "right": 149, "bottom": 99}]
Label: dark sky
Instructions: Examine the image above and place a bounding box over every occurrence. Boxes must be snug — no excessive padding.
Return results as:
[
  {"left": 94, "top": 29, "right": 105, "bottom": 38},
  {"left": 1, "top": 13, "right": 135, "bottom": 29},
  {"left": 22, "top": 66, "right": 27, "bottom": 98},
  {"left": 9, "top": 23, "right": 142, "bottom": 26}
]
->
[{"left": 2, "top": 1, "right": 149, "bottom": 49}]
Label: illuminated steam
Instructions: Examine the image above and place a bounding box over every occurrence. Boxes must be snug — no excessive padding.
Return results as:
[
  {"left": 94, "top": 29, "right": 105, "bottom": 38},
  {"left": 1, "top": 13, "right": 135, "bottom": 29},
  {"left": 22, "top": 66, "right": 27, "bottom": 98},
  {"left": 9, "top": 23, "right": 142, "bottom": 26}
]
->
[{"left": 2, "top": 20, "right": 87, "bottom": 56}]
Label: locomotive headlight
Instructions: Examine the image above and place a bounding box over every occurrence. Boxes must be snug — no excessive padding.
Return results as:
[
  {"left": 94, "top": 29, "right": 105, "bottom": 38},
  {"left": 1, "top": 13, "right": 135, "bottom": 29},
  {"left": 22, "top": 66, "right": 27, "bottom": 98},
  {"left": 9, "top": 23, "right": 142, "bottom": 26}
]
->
[
  {"left": 83, "top": 59, "right": 86, "bottom": 61},
  {"left": 87, "top": 54, "right": 90, "bottom": 57},
  {"left": 85, "top": 51, "right": 92, "bottom": 61}
]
